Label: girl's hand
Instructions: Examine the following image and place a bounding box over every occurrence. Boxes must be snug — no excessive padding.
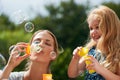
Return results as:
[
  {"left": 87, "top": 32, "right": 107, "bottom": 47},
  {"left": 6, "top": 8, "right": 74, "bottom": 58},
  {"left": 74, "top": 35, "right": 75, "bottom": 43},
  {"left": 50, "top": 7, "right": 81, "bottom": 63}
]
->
[
  {"left": 85, "top": 55, "right": 103, "bottom": 73},
  {"left": 7, "top": 42, "right": 30, "bottom": 69},
  {"left": 73, "top": 47, "right": 83, "bottom": 59}
]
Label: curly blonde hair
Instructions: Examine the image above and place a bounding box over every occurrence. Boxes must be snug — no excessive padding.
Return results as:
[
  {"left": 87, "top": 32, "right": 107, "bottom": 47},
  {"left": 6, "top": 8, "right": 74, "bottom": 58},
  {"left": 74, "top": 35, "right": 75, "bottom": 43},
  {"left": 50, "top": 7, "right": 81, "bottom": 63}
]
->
[{"left": 87, "top": 6, "right": 120, "bottom": 74}]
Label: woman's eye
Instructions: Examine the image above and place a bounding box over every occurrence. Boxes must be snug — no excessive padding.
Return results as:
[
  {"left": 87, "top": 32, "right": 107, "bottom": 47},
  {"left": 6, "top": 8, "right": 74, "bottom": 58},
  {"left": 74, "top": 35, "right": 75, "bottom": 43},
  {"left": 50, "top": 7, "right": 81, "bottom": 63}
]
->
[
  {"left": 33, "top": 41, "right": 40, "bottom": 44},
  {"left": 45, "top": 43, "right": 51, "bottom": 46}
]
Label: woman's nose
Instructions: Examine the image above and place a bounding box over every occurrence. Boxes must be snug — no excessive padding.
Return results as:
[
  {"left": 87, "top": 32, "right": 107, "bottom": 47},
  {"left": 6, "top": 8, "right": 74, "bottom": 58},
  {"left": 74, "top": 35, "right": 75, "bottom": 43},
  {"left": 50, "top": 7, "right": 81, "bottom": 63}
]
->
[{"left": 39, "top": 41, "right": 44, "bottom": 47}]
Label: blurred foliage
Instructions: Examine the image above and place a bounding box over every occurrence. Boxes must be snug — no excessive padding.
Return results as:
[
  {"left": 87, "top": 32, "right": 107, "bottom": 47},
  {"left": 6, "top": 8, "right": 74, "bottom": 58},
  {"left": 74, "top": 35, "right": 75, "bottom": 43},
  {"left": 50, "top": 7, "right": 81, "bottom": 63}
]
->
[
  {"left": 0, "top": 30, "right": 32, "bottom": 71},
  {"left": 0, "top": 0, "right": 120, "bottom": 80},
  {"left": 103, "top": 2, "right": 120, "bottom": 19}
]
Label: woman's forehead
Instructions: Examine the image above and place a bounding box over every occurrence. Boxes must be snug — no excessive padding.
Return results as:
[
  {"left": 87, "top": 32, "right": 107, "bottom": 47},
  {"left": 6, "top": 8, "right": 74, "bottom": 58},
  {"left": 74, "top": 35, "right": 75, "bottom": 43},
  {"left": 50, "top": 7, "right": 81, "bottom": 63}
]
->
[{"left": 33, "top": 31, "right": 54, "bottom": 42}]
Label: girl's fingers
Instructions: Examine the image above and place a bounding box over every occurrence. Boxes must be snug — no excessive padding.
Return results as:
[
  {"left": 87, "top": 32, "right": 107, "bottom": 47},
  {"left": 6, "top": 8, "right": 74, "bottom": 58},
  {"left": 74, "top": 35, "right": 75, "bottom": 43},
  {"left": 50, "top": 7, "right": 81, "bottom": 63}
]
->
[
  {"left": 73, "top": 47, "right": 82, "bottom": 55},
  {"left": 85, "top": 55, "right": 96, "bottom": 63}
]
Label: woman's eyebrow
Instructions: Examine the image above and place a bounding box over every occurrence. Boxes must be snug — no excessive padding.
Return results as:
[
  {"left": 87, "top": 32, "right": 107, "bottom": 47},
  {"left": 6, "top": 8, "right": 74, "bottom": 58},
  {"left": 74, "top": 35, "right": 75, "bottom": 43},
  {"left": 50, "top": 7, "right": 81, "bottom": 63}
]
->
[
  {"left": 46, "top": 39, "right": 51, "bottom": 42},
  {"left": 34, "top": 38, "right": 41, "bottom": 41}
]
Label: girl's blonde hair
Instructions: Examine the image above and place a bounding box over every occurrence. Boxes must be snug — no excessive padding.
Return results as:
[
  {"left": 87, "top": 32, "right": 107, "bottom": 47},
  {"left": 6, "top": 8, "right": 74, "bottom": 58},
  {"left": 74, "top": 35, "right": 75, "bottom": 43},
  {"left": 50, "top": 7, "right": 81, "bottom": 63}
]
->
[{"left": 87, "top": 6, "right": 120, "bottom": 74}]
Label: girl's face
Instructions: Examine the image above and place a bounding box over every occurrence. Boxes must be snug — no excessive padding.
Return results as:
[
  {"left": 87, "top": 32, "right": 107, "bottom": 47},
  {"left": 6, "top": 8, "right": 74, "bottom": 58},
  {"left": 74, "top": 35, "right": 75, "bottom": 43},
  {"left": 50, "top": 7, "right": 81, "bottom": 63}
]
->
[
  {"left": 30, "top": 31, "right": 54, "bottom": 62},
  {"left": 88, "top": 19, "right": 102, "bottom": 42}
]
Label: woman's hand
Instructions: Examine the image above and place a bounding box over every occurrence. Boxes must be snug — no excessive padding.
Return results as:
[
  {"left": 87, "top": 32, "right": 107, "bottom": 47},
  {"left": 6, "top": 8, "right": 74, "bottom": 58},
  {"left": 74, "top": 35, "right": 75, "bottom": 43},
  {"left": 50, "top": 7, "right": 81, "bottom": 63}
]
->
[{"left": 7, "top": 42, "right": 30, "bottom": 69}]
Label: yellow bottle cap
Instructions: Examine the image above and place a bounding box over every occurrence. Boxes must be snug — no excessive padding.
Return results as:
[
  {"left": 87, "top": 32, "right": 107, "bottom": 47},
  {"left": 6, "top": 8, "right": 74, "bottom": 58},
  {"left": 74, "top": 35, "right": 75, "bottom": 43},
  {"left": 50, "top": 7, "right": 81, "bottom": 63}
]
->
[
  {"left": 78, "top": 47, "right": 89, "bottom": 57},
  {"left": 26, "top": 44, "right": 30, "bottom": 54}
]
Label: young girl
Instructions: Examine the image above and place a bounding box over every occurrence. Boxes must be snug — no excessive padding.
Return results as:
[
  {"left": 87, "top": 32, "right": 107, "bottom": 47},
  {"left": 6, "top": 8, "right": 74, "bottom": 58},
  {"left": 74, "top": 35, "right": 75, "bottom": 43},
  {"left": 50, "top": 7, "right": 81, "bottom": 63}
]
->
[
  {"left": 0, "top": 30, "right": 59, "bottom": 80},
  {"left": 68, "top": 6, "right": 120, "bottom": 80}
]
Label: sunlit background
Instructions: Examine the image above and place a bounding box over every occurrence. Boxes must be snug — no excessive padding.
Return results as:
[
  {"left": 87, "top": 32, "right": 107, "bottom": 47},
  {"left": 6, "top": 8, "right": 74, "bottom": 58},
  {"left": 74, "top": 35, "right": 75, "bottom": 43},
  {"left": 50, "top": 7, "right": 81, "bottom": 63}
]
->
[{"left": 0, "top": 0, "right": 119, "bottom": 23}]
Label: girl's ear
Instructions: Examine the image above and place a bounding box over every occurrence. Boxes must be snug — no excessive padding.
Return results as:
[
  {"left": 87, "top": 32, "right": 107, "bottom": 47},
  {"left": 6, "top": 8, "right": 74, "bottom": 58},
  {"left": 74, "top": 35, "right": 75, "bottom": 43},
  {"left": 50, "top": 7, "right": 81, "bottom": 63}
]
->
[{"left": 50, "top": 51, "right": 56, "bottom": 60}]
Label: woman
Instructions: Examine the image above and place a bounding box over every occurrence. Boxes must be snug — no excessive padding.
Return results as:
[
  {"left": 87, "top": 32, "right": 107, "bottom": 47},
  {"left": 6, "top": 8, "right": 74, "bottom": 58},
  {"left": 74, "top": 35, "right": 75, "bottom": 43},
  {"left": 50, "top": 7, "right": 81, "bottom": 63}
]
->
[
  {"left": 0, "top": 30, "right": 58, "bottom": 80},
  {"left": 68, "top": 5, "right": 120, "bottom": 80}
]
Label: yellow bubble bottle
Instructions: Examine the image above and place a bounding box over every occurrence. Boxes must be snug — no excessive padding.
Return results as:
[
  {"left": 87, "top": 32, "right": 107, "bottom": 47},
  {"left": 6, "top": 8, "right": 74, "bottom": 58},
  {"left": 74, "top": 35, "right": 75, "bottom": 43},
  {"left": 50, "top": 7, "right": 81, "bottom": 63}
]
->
[
  {"left": 84, "top": 56, "right": 95, "bottom": 74},
  {"left": 78, "top": 47, "right": 95, "bottom": 74},
  {"left": 26, "top": 44, "right": 30, "bottom": 55}
]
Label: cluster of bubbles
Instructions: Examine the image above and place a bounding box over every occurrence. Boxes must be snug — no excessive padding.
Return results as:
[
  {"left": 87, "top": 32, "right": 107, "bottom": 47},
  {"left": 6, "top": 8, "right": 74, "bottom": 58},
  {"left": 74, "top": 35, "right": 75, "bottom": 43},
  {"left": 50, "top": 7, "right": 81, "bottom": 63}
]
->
[
  {"left": 12, "top": 10, "right": 34, "bottom": 33},
  {"left": 12, "top": 10, "right": 27, "bottom": 24},
  {"left": 0, "top": 53, "right": 6, "bottom": 70},
  {"left": 12, "top": 10, "right": 64, "bottom": 54}
]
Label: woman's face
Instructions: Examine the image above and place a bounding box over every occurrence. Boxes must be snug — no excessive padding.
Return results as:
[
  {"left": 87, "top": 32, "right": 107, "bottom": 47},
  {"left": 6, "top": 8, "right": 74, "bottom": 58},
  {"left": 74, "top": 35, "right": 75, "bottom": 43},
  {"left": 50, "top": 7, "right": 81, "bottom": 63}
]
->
[
  {"left": 30, "top": 31, "right": 54, "bottom": 62},
  {"left": 88, "top": 18, "right": 102, "bottom": 42}
]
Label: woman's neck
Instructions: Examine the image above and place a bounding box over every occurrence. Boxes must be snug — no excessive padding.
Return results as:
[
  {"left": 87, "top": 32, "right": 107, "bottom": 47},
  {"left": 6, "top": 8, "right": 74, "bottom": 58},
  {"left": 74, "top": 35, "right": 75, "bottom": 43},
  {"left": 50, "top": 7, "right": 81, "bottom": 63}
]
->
[{"left": 24, "top": 62, "right": 50, "bottom": 80}]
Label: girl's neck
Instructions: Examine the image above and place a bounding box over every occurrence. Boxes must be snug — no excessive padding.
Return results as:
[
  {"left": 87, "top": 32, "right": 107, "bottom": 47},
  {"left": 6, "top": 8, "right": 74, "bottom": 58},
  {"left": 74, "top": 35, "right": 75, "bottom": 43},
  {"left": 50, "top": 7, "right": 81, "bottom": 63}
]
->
[{"left": 24, "top": 62, "right": 50, "bottom": 80}]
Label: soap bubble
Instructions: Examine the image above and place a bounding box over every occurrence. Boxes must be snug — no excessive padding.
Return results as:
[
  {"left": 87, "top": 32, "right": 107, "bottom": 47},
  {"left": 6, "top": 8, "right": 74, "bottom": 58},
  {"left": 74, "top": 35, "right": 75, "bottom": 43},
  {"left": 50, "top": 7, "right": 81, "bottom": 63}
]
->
[
  {"left": 58, "top": 45, "right": 64, "bottom": 54},
  {"left": 24, "top": 22, "right": 34, "bottom": 32},
  {"left": 0, "top": 53, "right": 6, "bottom": 69},
  {"left": 31, "top": 44, "right": 43, "bottom": 53},
  {"left": 12, "top": 10, "right": 27, "bottom": 24}
]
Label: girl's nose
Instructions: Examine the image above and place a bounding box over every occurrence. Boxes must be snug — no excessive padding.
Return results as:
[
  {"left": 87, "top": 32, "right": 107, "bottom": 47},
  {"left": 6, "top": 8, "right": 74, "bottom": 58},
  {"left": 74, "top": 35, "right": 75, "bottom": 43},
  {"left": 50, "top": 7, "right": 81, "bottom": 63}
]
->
[{"left": 92, "top": 29, "right": 97, "bottom": 34}]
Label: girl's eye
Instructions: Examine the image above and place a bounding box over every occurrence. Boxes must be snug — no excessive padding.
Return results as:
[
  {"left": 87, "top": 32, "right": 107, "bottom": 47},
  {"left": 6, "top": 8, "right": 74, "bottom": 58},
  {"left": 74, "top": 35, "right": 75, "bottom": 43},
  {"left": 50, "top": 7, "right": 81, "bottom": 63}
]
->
[
  {"left": 90, "top": 27, "right": 93, "bottom": 30},
  {"left": 96, "top": 26, "right": 99, "bottom": 29},
  {"left": 33, "top": 40, "right": 40, "bottom": 44}
]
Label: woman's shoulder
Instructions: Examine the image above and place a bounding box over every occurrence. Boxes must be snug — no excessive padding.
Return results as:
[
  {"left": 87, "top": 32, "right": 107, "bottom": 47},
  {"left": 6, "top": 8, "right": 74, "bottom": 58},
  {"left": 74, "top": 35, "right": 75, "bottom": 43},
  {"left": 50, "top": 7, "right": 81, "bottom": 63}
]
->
[{"left": 9, "top": 71, "right": 25, "bottom": 80}]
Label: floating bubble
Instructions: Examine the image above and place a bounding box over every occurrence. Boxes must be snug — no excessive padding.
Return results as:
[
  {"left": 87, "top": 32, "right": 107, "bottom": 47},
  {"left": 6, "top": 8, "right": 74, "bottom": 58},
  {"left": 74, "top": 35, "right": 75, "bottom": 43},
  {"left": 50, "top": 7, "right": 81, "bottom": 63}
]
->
[
  {"left": 12, "top": 10, "right": 27, "bottom": 24},
  {"left": 24, "top": 22, "right": 34, "bottom": 32},
  {"left": 0, "top": 53, "right": 6, "bottom": 69},
  {"left": 58, "top": 45, "right": 64, "bottom": 54},
  {"left": 31, "top": 44, "right": 43, "bottom": 53}
]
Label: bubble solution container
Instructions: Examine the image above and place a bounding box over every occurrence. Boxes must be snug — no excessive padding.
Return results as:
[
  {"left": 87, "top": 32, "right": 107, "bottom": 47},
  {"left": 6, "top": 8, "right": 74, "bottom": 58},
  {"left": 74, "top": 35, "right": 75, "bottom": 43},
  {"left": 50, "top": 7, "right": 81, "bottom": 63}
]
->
[
  {"left": 43, "top": 74, "right": 53, "bottom": 80},
  {"left": 78, "top": 47, "right": 95, "bottom": 74},
  {"left": 26, "top": 44, "right": 31, "bottom": 55}
]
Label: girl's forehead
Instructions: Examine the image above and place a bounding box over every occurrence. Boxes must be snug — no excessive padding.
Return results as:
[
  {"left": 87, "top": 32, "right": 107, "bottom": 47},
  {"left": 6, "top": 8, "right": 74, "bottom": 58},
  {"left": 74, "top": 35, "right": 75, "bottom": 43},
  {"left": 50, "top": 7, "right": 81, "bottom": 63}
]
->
[
  {"left": 88, "top": 15, "right": 100, "bottom": 27},
  {"left": 89, "top": 19, "right": 100, "bottom": 27}
]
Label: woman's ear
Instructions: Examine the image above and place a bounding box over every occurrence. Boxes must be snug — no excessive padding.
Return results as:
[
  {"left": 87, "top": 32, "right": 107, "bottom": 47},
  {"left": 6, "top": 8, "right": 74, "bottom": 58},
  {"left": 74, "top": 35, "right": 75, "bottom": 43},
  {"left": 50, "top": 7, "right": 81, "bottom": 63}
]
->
[{"left": 50, "top": 51, "right": 56, "bottom": 60}]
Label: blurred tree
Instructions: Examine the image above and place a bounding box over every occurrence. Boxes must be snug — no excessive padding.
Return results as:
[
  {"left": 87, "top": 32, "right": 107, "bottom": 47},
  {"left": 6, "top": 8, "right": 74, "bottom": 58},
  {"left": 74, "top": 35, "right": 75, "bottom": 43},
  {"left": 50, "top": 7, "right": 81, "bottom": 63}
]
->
[
  {"left": 45, "top": 0, "right": 89, "bottom": 49},
  {"left": 0, "top": 14, "right": 15, "bottom": 31},
  {"left": 33, "top": 0, "right": 89, "bottom": 49},
  {"left": 32, "top": 0, "right": 89, "bottom": 79}
]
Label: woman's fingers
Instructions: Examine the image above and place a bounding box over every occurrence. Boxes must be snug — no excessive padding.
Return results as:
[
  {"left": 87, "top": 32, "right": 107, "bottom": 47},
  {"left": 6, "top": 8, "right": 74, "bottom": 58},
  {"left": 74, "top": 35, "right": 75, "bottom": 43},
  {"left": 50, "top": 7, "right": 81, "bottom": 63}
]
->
[{"left": 18, "top": 54, "right": 30, "bottom": 61}]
